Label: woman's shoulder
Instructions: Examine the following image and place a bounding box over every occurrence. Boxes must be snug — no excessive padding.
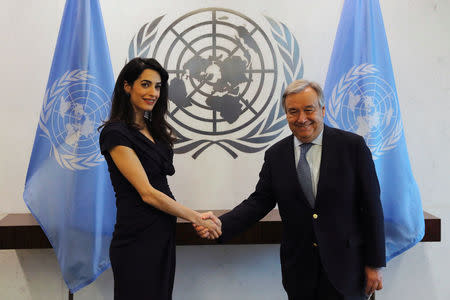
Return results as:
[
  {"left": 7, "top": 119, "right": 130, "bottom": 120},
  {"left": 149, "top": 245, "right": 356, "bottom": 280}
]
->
[
  {"left": 99, "top": 121, "right": 134, "bottom": 145},
  {"left": 99, "top": 121, "right": 135, "bottom": 154},
  {"left": 100, "top": 121, "right": 131, "bottom": 137}
]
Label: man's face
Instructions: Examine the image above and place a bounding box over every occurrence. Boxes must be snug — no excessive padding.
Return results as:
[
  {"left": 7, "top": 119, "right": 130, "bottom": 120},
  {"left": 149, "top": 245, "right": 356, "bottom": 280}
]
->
[{"left": 285, "top": 87, "right": 325, "bottom": 143}]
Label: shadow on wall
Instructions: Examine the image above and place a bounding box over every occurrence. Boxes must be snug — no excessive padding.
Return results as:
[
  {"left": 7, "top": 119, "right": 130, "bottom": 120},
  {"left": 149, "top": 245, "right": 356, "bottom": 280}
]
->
[
  {"left": 73, "top": 267, "right": 113, "bottom": 300},
  {"left": 174, "top": 244, "right": 286, "bottom": 300},
  {"left": 17, "top": 249, "right": 114, "bottom": 300},
  {"left": 13, "top": 227, "right": 447, "bottom": 300},
  {"left": 377, "top": 206, "right": 450, "bottom": 300},
  {"left": 378, "top": 244, "right": 437, "bottom": 300},
  {"left": 15, "top": 249, "right": 66, "bottom": 300}
]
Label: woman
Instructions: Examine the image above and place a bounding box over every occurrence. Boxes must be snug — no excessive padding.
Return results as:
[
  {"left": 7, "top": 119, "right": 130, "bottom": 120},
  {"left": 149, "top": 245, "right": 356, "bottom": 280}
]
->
[{"left": 99, "top": 58, "right": 221, "bottom": 300}]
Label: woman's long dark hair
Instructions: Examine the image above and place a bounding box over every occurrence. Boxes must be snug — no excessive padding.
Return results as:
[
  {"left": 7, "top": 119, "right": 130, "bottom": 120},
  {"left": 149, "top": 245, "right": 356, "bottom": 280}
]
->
[{"left": 100, "top": 58, "right": 175, "bottom": 146}]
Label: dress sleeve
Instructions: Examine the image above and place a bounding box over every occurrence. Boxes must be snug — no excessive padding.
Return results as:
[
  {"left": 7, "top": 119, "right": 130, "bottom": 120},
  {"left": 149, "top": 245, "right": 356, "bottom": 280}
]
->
[{"left": 99, "top": 123, "right": 133, "bottom": 155}]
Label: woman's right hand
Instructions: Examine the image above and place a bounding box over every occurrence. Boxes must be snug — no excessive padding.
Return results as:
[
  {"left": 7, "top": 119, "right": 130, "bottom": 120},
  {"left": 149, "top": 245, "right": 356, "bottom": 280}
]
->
[{"left": 194, "top": 211, "right": 222, "bottom": 239}]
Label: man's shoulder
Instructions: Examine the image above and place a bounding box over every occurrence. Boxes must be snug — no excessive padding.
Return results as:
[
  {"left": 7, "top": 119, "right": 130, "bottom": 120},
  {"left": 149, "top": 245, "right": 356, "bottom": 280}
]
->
[
  {"left": 325, "top": 125, "right": 364, "bottom": 145},
  {"left": 265, "top": 135, "right": 292, "bottom": 155}
]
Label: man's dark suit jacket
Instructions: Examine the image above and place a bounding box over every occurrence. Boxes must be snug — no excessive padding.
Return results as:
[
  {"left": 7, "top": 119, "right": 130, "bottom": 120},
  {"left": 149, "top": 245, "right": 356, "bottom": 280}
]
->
[{"left": 219, "top": 125, "right": 386, "bottom": 297}]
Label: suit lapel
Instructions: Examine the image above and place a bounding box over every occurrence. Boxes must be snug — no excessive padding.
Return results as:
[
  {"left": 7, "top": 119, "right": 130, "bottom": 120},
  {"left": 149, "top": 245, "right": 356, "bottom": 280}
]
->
[
  {"left": 280, "top": 135, "right": 297, "bottom": 179},
  {"left": 315, "top": 126, "right": 334, "bottom": 207}
]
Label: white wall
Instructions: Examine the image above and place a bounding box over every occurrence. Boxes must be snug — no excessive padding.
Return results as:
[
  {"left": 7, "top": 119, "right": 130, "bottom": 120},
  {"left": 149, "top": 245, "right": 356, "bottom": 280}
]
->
[{"left": 1, "top": 0, "right": 449, "bottom": 299}]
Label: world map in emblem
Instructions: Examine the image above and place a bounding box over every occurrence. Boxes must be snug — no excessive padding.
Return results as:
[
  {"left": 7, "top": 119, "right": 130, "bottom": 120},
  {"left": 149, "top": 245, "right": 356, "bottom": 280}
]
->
[
  {"left": 339, "top": 77, "right": 399, "bottom": 146},
  {"left": 151, "top": 8, "right": 278, "bottom": 136},
  {"left": 39, "top": 71, "right": 110, "bottom": 170},
  {"left": 128, "top": 8, "right": 304, "bottom": 158},
  {"left": 52, "top": 83, "right": 108, "bottom": 153},
  {"left": 327, "top": 65, "right": 403, "bottom": 159}
]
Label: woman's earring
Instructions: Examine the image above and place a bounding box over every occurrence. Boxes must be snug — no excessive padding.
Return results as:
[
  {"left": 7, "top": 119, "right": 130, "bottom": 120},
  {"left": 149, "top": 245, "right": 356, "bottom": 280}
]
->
[{"left": 144, "top": 111, "right": 151, "bottom": 121}]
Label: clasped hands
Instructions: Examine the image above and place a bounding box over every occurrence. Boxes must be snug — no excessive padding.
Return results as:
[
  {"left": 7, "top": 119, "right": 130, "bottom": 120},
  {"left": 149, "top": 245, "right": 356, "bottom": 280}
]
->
[{"left": 193, "top": 212, "right": 221, "bottom": 240}]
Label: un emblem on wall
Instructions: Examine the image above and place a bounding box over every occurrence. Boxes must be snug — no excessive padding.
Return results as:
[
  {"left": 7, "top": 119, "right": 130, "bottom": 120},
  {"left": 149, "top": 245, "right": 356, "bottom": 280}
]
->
[
  {"left": 327, "top": 64, "right": 403, "bottom": 160},
  {"left": 39, "top": 70, "right": 109, "bottom": 170},
  {"left": 128, "top": 8, "right": 304, "bottom": 158}
]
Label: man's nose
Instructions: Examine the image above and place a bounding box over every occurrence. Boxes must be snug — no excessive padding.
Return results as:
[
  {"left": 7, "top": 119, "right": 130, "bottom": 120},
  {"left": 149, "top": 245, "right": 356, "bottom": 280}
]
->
[{"left": 297, "top": 111, "right": 307, "bottom": 123}]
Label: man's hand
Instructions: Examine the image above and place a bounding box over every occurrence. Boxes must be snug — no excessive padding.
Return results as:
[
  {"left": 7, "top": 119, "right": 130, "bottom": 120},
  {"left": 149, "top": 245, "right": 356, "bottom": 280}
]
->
[
  {"left": 365, "top": 266, "right": 383, "bottom": 297},
  {"left": 192, "top": 211, "right": 222, "bottom": 240}
]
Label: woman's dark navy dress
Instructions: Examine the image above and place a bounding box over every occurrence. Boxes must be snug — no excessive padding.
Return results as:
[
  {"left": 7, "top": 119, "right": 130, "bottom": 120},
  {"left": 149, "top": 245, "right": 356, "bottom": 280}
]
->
[{"left": 99, "top": 121, "right": 176, "bottom": 300}]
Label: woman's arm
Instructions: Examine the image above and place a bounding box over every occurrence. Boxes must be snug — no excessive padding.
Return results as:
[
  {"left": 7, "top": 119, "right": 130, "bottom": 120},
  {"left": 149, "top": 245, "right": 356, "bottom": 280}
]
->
[{"left": 109, "top": 145, "right": 221, "bottom": 237}]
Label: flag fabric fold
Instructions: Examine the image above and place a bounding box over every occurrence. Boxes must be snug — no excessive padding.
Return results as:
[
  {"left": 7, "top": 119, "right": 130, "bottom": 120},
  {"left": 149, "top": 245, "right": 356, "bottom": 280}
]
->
[
  {"left": 323, "top": 0, "right": 424, "bottom": 261},
  {"left": 24, "top": 0, "right": 116, "bottom": 292}
]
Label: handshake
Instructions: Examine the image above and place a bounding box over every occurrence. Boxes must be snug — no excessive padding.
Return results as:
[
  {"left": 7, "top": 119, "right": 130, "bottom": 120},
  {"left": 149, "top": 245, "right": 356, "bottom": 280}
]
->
[{"left": 192, "top": 211, "right": 222, "bottom": 240}]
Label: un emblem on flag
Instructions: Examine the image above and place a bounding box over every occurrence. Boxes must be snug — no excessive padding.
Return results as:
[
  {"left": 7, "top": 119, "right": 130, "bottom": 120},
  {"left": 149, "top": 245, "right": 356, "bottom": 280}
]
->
[
  {"left": 327, "top": 64, "right": 403, "bottom": 160},
  {"left": 38, "top": 70, "right": 110, "bottom": 170},
  {"left": 128, "top": 8, "right": 304, "bottom": 158}
]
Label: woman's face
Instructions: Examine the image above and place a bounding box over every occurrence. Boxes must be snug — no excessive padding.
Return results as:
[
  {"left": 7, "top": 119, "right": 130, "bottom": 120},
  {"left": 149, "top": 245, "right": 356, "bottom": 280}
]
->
[{"left": 124, "top": 68, "right": 161, "bottom": 116}]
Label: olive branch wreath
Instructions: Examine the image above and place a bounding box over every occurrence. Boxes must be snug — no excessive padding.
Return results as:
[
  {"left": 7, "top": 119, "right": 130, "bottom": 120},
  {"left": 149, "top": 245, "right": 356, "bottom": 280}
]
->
[
  {"left": 127, "top": 15, "right": 303, "bottom": 159},
  {"left": 327, "top": 63, "right": 403, "bottom": 160},
  {"left": 39, "top": 70, "right": 104, "bottom": 170}
]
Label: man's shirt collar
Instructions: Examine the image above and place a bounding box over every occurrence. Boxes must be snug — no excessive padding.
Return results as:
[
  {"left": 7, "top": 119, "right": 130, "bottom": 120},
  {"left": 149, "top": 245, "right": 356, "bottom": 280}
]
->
[{"left": 293, "top": 128, "right": 324, "bottom": 147}]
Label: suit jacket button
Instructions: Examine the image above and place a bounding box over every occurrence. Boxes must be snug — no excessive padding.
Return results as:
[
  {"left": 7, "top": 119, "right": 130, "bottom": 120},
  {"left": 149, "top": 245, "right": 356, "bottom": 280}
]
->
[
  {"left": 312, "top": 213, "right": 318, "bottom": 219},
  {"left": 312, "top": 242, "right": 318, "bottom": 247}
]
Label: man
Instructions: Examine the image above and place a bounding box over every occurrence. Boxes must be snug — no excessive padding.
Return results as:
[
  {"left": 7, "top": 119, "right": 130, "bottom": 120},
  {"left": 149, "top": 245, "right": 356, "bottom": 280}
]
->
[{"left": 196, "top": 80, "right": 385, "bottom": 300}]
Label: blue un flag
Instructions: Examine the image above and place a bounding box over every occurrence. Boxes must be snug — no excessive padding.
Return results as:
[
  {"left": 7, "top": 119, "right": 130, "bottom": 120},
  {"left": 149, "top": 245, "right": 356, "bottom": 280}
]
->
[
  {"left": 23, "top": 0, "right": 116, "bottom": 292},
  {"left": 323, "top": 0, "right": 424, "bottom": 261}
]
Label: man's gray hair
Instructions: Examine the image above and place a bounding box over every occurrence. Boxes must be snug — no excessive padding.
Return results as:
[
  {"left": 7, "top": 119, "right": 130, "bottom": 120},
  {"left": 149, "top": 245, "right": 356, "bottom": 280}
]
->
[{"left": 282, "top": 79, "right": 325, "bottom": 110}]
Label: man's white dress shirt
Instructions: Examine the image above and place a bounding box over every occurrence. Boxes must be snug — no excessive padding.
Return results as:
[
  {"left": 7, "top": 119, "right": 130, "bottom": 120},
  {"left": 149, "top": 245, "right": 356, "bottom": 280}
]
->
[{"left": 293, "top": 130, "right": 323, "bottom": 198}]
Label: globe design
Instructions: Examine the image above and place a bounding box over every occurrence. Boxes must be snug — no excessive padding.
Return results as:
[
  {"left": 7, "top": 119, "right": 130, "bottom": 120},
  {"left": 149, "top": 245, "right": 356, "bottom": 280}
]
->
[
  {"left": 152, "top": 8, "right": 278, "bottom": 136},
  {"left": 50, "top": 82, "right": 110, "bottom": 157},
  {"left": 339, "top": 76, "right": 399, "bottom": 148}
]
